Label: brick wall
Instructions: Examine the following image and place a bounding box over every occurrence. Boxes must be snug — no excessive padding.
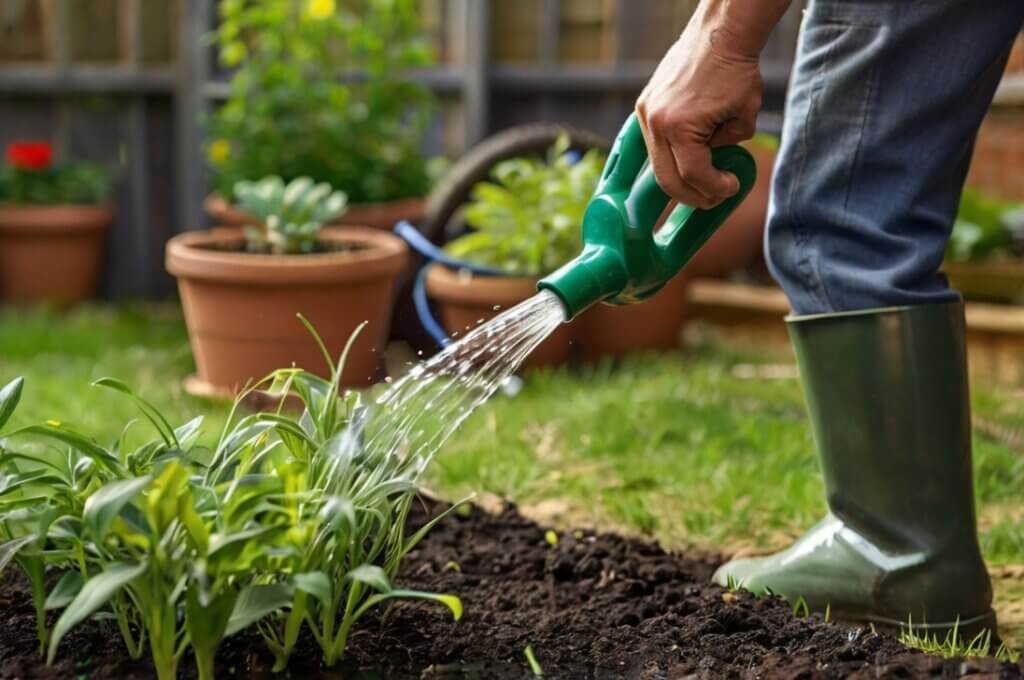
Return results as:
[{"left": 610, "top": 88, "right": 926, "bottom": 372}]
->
[{"left": 966, "top": 36, "right": 1024, "bottom": 201}]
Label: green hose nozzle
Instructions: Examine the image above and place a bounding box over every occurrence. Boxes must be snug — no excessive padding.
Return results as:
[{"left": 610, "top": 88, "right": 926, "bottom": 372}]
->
[{"left": 538, "top": 114, "right": 757, "bottom": 319}]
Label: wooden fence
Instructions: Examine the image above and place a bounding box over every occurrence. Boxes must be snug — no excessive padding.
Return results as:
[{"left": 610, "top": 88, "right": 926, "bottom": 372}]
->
[{"left": 0, "top": 0, "right": 802, "bottom": 298}]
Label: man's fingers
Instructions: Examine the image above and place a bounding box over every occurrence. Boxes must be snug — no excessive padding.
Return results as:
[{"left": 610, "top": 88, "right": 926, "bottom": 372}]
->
[
  {"left": 707, "top": 117, "right": 756, "bottom": 147},
  {"left": 638, "top": 105, "right": 742, "bottom": 209},
  {"left": 670, "top": 141, "right": 740, "bottom": 209},
  {"left": 644, "top": 126, "right": 709, "bottom": 208}
]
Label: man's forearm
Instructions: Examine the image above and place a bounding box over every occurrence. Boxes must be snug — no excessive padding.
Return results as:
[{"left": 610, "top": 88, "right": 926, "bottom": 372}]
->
[{"left": 693, "top": 0, "right": 794, "bottom": 61}]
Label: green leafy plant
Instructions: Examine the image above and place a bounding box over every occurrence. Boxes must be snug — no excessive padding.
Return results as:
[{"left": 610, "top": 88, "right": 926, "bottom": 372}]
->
[
  {"left": 448, "top": 134, "right": 606, "bottom": 278},
  {"left": 0, "top": 142, "right": 110, "bottom": 205},
  {"left": 947, "top": 188, "right": 1023, "bottom": 263},
  {"left": 208, "top": 0, "right": 436, "bottom": 204},
  {"left": 0, "top": 323, "right": 462, "bottom": 678},
  {"left": 234, "top": 175, "right": 348, "bottom": 254}
]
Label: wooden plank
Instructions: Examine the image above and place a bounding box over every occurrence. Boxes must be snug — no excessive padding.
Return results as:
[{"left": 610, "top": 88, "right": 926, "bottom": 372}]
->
[
  {"left": 119, "top": 0, "right": 153, "bottom": 296},
  {"left": 176, "top": 0, "right": 211, "bottom": 233},
  {"left": 689, "top": 279, "right": 1024, "bottom": 335},
  {"left": 0, "top": 66, "right": 177, "bottom": 92},
  {"left": 687, "top": 280, "right": 790, "bottom": 315},
  {"left": 0, "top": 0, "right": 48, "bottom": 61},
  {"left": 538, "top": 0, "right": 560, "bottom": 120},
  {"left": 462, "top": 0, "right": 490, "bottom": 147},
  {"left": 539, "top": 0, "right": 561, "bottom": 65},
  {"left": 52, "top": 0, "right": 72, "bottom": 156}
]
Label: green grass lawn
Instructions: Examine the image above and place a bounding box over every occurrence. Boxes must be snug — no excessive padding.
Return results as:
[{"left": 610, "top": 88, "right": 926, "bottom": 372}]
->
[{"left": 3, "top": 303, "right": 1024, "bottom": 642}]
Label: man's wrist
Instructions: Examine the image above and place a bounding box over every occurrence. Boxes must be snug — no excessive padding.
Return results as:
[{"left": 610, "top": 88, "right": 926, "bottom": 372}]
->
[{"left": 693, "top": 0, "right": 792, "bottom": 61}]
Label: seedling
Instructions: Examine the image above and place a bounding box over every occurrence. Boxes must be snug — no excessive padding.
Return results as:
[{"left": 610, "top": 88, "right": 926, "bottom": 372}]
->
[
  {"left": 898, "top": 615, "right": 1018, "bottom": 662},
  {"left": 0, "top": 319, "right": 463, "bottom": 678},
  {"left": 724, "top": 574, "right": 744, "bottom": 592},
  {"left": 524, "top": 645, "right": 544, "bottom": 677}
]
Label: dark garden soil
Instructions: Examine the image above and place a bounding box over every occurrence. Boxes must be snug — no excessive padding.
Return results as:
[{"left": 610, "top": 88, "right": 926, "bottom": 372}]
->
[{"left": 3, "top": 499, "right": 1022, "bottom": 679}]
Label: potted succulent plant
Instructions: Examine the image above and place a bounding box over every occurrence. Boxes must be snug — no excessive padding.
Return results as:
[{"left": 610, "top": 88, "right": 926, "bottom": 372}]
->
[
  {"left": 204, "top": 0, "right": 436, "bottom": 230},
  {"left": 166, "top": 175, "right": 408, "bottom": 396},
  {"left": 425, "top": 135, "right": 690, "bottom": 364},
  {"left": 0, "top": 141, "right": 112, "bottom": 304}
]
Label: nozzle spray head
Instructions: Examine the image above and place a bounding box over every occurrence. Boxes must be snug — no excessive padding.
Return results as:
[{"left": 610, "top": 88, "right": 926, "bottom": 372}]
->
[{"left": 538, "top": 114, "right": 757, "bottom": 319}]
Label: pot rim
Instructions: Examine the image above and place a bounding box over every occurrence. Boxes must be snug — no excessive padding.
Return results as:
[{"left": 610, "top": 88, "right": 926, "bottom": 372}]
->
[
  {"left": 425, "top": 262, "right": 540, "bottom": 306},
  {"left": 204, "top": 192, "right": 426, "bottom": 225},
  {"left": 166, "top": 226, "right": 409, "bottom": 285},
  {"left": 0, "top": 203, "right": 114, "bottom": 232}
]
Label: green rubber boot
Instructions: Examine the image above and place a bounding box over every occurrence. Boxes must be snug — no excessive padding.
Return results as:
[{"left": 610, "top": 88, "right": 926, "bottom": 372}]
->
[{"left": 713, "top": 302, "right": 996, "bottom": 638}]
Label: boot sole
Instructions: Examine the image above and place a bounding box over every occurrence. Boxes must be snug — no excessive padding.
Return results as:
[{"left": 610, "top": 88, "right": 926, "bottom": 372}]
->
[{"left": 834, "top": 608, "right": 999, "bottom": 644}]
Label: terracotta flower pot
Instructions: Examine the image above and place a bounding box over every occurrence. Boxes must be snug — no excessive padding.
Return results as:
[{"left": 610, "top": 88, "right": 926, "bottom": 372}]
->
[
  {"left": 686, "top": 142, "right": 776, "bottom": 278},
  {"left": 204, "top": 193, "right": 426, "bottom": 231},
  {"left": 0, "top": 203, "right": 112, "bottom": 304},
  {"left": 578, "top": 273, "right": 690, "bottom": 360},
  {"left": 166, "top": 226, "right": 408, "bottom": 396},
  {"left": 424, "top": 264, "right": 577, "bottom": 368}
]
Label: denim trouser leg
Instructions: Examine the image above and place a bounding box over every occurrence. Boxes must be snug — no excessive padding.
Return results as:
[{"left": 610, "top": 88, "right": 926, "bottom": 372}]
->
[{"left": 766, "top": 1, "right": 1024, "bottom": 315}]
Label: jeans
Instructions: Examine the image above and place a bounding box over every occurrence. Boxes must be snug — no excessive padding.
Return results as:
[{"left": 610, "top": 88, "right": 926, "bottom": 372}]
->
[{"left": 766, "top": 1, "right": 1024, "bottom": 315}]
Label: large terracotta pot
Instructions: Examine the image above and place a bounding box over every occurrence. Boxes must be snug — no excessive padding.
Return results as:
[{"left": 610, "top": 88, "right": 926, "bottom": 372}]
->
[
  {"left": 425, "top": 264, "right": 577, "bottom": 368},
  {"left": 578, "top": 273, "right": 690, "bottom": 360},
  {"left": 204, "top": 193, "right": 425, "bottom": 231},
  {"left": 0, "top": 203, "right": 112, "bottom": 304},
  {"left": 166, "top": 226, "right": 408, "bottom": 396},
  {"left": 686, "top": 142, "right": 776, "bottom": 278}
]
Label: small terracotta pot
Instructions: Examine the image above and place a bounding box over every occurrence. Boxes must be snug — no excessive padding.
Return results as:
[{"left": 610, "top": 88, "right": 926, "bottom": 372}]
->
[
  {"left": 166, "top": 226, "right": 408, "bottom": 395},
  {"left": 424, "top": 264, "right": 577, "bottom": 368},
  {"left": 0, "top": 203, "right": 112, "bottom": 304},
  {"left": 204, "top": 193, "right": 426, "bottom": 231},
  {"left": 578, "top": 273, "right": 690, "bottom": 360},
  {"left": 686, "top": 143, "right": 775, "bottom": 278}
]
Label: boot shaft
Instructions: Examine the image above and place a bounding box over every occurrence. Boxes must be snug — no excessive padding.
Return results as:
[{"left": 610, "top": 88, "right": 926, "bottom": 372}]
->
[{"left": 787, "top": 303, "right": 978, "bottom": 557}]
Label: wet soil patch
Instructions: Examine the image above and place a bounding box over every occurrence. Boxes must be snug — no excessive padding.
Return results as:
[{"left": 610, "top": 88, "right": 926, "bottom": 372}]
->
[{"left": 2, "top": 500, "right": 1021, "bottom": 679}]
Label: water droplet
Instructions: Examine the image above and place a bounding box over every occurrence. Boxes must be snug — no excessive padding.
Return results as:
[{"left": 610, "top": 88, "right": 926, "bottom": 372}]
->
[
  {"left": 384, "top": 376, "right": 394, "bottom": 384},
  {"left": 493, "top": 305, "right": 501, "bottom": 311}
]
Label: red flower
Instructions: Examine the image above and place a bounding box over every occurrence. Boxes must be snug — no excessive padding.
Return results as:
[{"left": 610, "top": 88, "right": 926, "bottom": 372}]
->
[{"left": 6, "top": 142, "right": 53, "bottom": 170}]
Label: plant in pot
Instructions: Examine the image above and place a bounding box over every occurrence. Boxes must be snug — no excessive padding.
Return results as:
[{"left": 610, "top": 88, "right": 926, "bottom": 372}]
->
[
  {"left": 166, "top": 175, "right": 408, "bottom": 396},
  {"left": 0, "top": 141, "right": 112, "bottom": 304},
  {"left": 204, "top": 0, "right": 437, "bottom": 230},
  {"left": 941, "top": 187, "right": 1024, "bottom": 303},
  {"left": 424, "top": 134, "right": 692, "bottom": 364}
]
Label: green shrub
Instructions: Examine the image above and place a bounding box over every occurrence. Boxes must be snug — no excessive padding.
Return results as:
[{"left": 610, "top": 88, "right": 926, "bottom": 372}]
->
[
  {"left": 447, "top": 134, "right": 606, "bottom": 278},
  {"left": 207, "top": 0, "right": 436, "bottom": 205},
  {"left": 0, "top": 142, "right": 110, "bottom": 204},
  {"left": 947, "top": 188, "right": 1023, "bottom": 262}
]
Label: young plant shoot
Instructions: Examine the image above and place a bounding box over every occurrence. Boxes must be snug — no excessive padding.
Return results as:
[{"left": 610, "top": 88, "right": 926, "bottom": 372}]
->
[{"left": 0, "top": 323, "right": 461, "bottom": 678}]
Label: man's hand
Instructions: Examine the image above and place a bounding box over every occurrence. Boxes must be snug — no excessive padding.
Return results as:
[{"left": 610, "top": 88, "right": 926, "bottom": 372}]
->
[{"left": 636, "top": 1, "right": 790, "bottom": 209}]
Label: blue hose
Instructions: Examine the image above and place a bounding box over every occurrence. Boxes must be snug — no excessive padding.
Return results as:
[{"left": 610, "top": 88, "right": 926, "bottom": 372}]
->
[{"left": 394, "top": 220, "right": 505, "bottom": 347}]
